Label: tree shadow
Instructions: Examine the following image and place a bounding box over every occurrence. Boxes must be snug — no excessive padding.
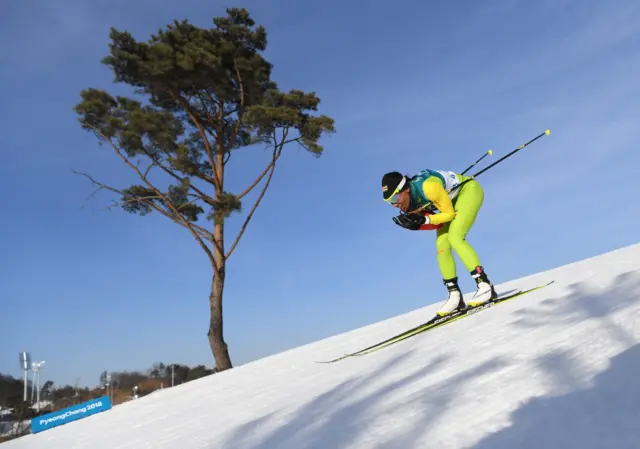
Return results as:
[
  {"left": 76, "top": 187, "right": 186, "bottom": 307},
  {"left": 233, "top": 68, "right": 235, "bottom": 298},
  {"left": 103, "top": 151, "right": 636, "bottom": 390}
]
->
[
  {"left": 218, "top": 348, "right": 507, "bottom": 449},
  {"left": 472, "top": 343, "right": 640, "bottom": 449},
  {"left": 217, "top": 349, "right": 422, "bottom": 449},
  {"left": 510, "top": 270, "right": 640, "bottom": 348},
  {"left": 372, "top": 355, "right": 508, "bottom": 449}
]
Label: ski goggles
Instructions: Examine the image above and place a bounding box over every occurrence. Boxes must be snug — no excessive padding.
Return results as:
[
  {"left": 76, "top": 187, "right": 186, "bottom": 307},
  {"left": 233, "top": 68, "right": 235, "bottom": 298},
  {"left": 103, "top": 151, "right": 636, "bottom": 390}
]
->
[{"left": 383, "top": 176, "right": 407, "bottom": 205}]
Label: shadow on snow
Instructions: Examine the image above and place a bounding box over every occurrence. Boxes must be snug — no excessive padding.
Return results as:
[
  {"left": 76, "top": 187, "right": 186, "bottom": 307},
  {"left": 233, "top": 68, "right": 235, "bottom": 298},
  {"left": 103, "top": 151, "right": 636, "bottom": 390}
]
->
[
  {"left": 472, "top": 342, "right": 640, "bottom": 449},
  {"left": 217, "top": 269, "right": 640, "bottom": 449},
  {"left": 472, "top": 269, "right": 640, "bottom": 449},
  {"left": 220, "top": 348, "right": 507, "bottom": 449},
  {"left": 510, "top": 270, "right": 640, "bottom": 347}
]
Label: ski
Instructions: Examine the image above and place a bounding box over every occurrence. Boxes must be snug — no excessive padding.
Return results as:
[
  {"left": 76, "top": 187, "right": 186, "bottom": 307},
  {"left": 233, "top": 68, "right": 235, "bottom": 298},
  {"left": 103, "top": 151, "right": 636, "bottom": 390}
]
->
[{"left": 317, "top": 280, "right": 555, "bottom": 363}]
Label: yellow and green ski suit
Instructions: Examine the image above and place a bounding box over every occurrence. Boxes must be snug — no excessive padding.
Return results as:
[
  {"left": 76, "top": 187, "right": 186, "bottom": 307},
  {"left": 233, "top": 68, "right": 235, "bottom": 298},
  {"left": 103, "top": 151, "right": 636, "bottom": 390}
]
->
[{"left": 407, "top": 169, "right": 484, "bottom": 279}]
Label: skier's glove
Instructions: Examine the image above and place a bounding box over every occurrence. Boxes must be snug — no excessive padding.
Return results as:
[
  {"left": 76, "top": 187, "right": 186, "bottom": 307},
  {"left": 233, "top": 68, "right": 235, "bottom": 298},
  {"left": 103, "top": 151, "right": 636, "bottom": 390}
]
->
[{"left": 393, "top": 212, "right": 427, "bottom": 231}]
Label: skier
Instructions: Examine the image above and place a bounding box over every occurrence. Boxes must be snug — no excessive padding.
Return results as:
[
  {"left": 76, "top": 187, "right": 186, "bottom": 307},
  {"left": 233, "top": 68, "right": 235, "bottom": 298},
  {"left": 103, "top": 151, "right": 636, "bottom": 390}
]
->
[{"left": 381, "top": 169, "right": 497, "bottom": 316}]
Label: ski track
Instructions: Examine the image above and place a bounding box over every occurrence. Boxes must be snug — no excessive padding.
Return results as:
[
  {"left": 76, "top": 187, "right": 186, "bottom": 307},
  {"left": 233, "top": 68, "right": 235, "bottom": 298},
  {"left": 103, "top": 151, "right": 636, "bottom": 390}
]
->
[{"left": 6, "top": 243, "right": 640, "bottom": 449}]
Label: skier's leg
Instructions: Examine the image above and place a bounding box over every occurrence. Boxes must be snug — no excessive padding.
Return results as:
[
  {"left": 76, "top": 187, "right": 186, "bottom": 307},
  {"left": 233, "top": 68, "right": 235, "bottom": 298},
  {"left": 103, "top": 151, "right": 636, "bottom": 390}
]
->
[
  {"left": 435, "top": 224, "right": 456, "bottom": 279},
  {"left": 435, "top": 224, "right": 465, "bottom": 316},
  {"left": 447, "top": 180, "right": 483, "bottom": 270},
  {"left": 448, "top": 180, "right": 497, "bottom": 306}
]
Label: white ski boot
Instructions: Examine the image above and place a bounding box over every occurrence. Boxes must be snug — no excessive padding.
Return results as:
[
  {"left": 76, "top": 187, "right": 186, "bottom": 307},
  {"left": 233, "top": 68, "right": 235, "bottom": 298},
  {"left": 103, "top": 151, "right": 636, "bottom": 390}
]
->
[
  {"left": 436, "top": 277, "right": 466, "bottom": 316},
  {"left": 468, "top": 266, "right": 497, "bottom": 307}
]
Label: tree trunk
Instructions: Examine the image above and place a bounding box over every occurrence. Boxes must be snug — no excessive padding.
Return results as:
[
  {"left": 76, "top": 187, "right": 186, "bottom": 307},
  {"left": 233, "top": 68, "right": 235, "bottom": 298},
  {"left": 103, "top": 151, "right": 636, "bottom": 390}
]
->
[
  {"left": 207, "top": 221, "right": 233, "bottom": 371},
  {"left": 207, "top": 269, "right": 232, "bottom": 371}
]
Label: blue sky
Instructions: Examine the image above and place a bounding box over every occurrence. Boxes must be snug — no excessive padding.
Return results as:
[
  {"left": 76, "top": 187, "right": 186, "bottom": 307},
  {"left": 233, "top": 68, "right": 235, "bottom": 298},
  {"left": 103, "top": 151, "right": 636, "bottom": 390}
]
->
[{"left": 1, "top": 0, "right": 639, "bottom": 388}]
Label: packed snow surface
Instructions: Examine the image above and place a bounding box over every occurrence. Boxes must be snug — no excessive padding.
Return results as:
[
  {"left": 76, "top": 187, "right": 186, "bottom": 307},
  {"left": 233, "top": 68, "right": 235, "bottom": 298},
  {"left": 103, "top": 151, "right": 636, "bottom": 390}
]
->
[{"left": 7, "top": 243, "right": 640, "bottom": 449}]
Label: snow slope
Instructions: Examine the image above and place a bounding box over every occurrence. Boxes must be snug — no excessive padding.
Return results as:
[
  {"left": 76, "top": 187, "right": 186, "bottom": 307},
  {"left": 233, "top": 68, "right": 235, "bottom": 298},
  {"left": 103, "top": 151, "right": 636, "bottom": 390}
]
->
[{"left": 7, "top": 243, "right": 640, "bottom": 449}]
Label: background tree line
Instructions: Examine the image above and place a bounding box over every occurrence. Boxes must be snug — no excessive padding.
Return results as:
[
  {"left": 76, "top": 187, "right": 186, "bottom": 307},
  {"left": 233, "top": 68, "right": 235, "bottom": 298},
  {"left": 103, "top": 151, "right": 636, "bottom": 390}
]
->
[{"left": 0, "top": 361, "right": 214, "bottom": 413}]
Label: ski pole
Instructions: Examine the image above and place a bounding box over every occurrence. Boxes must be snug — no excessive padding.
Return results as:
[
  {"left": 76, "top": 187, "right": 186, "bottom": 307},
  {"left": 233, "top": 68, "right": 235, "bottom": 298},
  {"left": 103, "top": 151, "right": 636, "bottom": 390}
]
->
[
  {"left": 461, "top": 149, "right": 492, "bottom": 175},
  {"left": 469, "top": 129, "right": 550, "bottom": 179},
  {"left": 455, "top": 129, "right": 550, "bottom": 191},
  {"left": 411, "top": 129, "right": 550, "bottom": 213}
]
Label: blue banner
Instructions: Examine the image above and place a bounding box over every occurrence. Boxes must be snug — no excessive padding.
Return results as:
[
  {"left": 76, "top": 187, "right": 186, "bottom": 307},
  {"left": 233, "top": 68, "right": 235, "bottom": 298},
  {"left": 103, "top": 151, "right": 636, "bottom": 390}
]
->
[{"left": 31, "top": 396, "right": 112, "bottom": 433}]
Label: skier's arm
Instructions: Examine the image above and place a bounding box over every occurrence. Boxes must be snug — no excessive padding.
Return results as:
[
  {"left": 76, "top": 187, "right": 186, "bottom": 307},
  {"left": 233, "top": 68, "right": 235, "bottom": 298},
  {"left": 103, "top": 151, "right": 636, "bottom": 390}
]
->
[{"left": 421, "top": 179, "right": 456, "bottom": 225}]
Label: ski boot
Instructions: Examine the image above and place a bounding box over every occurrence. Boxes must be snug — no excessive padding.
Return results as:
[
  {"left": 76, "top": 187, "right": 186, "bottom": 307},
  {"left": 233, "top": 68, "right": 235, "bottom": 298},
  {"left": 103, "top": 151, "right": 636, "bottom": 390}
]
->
[
  {"left": 467, "top": 266, "right": 497, "bottom": 307},
  {"left": 436, "top": 277, "right": 467, "bottom": 316}
]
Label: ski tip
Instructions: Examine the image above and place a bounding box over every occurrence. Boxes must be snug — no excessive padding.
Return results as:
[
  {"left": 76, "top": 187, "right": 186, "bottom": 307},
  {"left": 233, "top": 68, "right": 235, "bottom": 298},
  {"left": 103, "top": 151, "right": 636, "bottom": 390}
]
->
[
  {"left": 545, "top": 129, "right": 550, "bottom": 135},
  {"left": 528, "top": 279, "right": 555, "bottom": 289},
  {"left": 315, "top": 354, "right": 348, "bottom": 364},
  {"left": 487, "top": 149, "right": 493, "bottom": 155}
]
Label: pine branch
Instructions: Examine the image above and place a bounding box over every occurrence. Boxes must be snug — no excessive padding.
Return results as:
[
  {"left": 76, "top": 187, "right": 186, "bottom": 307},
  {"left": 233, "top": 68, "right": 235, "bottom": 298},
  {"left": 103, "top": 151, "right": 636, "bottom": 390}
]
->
[
  {"left": 72, "top": 170, "right": 214, "bottom": 241},
  {"left": 236, "top": 132, "right": 303, "bottom": 200},
  {"left": 175, "top": 96, "right": 222, "bottom": 190},
  {"left": 81, "top": 124, "right": 220, "bottom": 273},
  {"left": 225, "top": 129, "right": 285, "bottom": 259},
  {"left": 236, "top": 152, "right": 281, "bottom": 200},
  {"left": 226, "top": 63, "right": 246, "bottom": 152},
  {"left": 137, "top": 145, "right": 214, "bottom": 207}
]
